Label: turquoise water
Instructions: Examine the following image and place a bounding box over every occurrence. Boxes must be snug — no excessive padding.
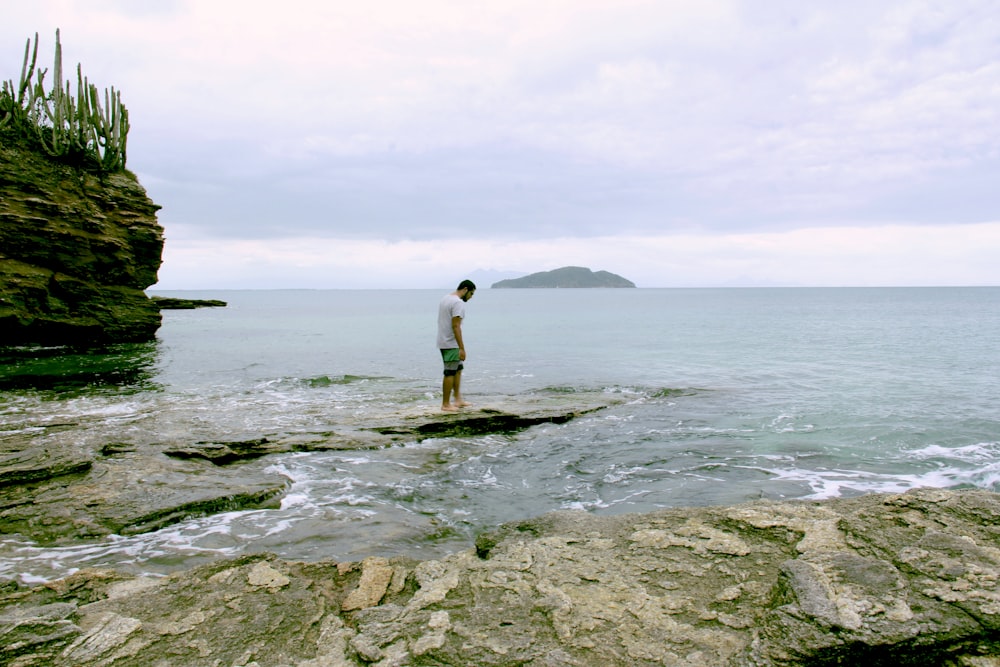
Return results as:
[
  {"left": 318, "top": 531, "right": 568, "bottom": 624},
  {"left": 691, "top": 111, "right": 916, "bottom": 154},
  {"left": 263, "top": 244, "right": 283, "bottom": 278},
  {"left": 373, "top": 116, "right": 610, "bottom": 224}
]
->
[{"left": 1, "top": 287, "right": 998, "bottom": 582}]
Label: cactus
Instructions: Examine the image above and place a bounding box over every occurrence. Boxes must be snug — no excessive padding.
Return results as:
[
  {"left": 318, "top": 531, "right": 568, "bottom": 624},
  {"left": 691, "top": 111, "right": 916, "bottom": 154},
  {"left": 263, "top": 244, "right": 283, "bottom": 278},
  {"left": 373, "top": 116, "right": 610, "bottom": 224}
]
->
[
  {"left": 0, "top": 35, "right": 38, "bottom": 128},
  {"left": 0, "top": 83, "right": 12, "bottom": 127},
  {"left": 1, "top": 30, "right": 129, "bottom": 172}
]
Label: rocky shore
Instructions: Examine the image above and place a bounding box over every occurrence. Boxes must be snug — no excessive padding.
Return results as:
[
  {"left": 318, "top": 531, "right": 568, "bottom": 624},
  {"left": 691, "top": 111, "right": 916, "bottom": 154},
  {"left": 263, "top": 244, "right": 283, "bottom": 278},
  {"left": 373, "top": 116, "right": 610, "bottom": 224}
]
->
[
  {"left": 1, "top": 395, "right": 999, "bottom": 666},
  {"left": 2, "top": 487, "right": 998, "bottom": 666}
]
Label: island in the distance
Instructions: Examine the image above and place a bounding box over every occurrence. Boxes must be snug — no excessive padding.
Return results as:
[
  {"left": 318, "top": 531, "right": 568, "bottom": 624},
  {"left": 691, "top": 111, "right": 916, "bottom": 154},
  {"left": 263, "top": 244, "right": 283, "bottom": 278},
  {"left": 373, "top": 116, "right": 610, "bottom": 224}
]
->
[{"left": 491, "top": 266, "right": 636, "bottom": 288}]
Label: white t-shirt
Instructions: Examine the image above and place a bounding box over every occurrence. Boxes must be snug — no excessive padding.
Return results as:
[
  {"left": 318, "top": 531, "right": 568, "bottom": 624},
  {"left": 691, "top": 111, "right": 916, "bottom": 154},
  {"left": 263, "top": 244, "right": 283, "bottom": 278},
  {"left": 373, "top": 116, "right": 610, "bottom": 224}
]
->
[{"left": 437, "top": 294, "right": 466, "bottom": 349}]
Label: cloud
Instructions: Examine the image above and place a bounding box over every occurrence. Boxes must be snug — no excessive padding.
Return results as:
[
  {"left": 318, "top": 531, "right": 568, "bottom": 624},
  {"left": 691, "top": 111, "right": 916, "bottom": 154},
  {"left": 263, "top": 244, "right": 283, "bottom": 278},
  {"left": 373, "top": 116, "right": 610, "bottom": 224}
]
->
[
  {"left": 3, "top": 1, "right": 999, "bottom": 287},
  {"left": 155, "top": 221, "right": 1000, "bottom": 289}
]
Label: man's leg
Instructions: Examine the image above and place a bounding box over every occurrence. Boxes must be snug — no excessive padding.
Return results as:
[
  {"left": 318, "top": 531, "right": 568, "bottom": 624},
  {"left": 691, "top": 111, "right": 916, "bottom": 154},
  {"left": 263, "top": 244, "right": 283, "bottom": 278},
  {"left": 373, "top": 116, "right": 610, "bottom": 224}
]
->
[
  {"left": 442, "top": 372, "right": 457, "bottom": 411},
  {"left": 452, "top": 370, "right": 471, "bottom": 407},
  {"left": 452, "top": 369, "right": 462, "bottom": 405}
]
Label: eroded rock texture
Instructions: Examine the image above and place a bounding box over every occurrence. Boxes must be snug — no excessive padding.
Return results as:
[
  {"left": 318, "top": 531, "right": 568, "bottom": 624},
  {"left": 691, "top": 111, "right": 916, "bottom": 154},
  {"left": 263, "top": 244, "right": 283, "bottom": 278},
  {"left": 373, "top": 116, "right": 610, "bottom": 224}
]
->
[
  {"left": 2, "top": 488, "right": 998, "bottom": 666},
  {"left": 0, "top": 130, "right": 163, "bottom": 346}
]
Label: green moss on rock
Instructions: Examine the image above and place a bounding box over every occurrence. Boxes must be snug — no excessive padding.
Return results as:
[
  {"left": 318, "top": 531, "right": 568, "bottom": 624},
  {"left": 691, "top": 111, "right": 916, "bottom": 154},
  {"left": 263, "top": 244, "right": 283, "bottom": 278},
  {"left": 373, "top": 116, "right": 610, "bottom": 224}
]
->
[{"left": 0, "top": 126, "right": 164, "bottom": 346}]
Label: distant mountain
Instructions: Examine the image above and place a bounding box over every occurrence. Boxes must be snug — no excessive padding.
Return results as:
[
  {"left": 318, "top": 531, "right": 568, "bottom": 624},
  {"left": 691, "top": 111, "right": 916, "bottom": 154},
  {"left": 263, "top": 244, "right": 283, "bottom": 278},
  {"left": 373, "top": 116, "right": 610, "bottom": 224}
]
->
[{"left": 491, "top": 266, "right": 636, "bottom": 289}]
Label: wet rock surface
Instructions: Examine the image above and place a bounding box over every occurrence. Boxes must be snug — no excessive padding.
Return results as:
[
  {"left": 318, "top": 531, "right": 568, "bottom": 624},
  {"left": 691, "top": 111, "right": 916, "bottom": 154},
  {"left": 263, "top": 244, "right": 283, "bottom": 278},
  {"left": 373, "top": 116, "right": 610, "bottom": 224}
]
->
[
  {"left": 1, "top": 488, "right": 998, "bottom": 666},
  {"left": 150, "top": 296, "right": 227, "bottom": 310},
  {"left": 0, "top": 393, "right": 622, "bottom": 545},
  {"left": 2, "top": 391, "right": 999, "bottom": 665}
]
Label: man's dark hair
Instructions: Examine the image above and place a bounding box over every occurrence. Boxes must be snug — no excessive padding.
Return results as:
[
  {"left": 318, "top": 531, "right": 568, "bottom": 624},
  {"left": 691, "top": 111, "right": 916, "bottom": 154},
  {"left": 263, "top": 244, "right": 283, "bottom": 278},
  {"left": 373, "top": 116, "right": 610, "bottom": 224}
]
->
[{"left": 458, "top": 279, "right": 477, "bottom": 292}]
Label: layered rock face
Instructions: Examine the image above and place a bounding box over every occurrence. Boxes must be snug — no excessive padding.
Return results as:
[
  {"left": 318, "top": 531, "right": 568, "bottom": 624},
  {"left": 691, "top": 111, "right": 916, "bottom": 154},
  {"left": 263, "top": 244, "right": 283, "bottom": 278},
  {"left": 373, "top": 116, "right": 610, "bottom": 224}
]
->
[{"left": 0, "top": 131, "right": 164, "bottom": 346}]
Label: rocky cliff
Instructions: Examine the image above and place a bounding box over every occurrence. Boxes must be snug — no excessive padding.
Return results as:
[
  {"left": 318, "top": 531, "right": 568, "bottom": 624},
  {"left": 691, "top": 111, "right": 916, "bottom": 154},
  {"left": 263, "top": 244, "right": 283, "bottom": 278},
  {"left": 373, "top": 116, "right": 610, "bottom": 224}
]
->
[{"left": 0, "top": 129, "right": 163, "bottom": 346}]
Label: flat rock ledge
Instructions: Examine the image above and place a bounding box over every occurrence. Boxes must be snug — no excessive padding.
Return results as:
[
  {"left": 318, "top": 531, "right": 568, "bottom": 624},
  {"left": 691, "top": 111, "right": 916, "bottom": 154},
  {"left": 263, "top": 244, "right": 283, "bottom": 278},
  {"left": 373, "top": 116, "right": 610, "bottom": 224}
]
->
[
  {"left": 2, "top": 488, "right": 999, "bottom": 667},
  {"left": 0, "top": 393, "right": 620, "bottom": 544},
  {"left": 150, "top": 296, "right": 227, "bottom": 310}
]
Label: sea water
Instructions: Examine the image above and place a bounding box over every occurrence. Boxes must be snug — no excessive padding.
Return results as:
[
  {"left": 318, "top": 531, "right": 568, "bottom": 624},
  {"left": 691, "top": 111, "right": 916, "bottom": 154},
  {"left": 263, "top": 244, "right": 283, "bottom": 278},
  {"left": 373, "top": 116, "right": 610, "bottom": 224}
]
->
[{"left": 1, "top": 287, "right": 998, "bottom": 583}]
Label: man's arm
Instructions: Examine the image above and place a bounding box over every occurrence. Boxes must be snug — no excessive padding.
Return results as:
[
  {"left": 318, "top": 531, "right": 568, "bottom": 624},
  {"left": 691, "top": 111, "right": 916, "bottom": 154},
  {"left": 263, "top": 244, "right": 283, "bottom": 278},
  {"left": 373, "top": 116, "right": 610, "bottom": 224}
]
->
[{"left": 452, "top": 316, "right": 466, "bottom": 361}]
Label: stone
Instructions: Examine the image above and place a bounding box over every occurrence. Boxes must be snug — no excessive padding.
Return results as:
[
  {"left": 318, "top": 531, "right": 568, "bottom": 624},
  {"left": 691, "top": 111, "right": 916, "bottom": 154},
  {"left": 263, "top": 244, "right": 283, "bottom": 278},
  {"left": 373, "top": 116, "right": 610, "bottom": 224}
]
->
[
  {"left": 0, "top": 446, "right": 92, "bottom": 487},
  {"left": 341, "top": 557, "right": 394, "bottom": 611},
  {"left": 246, "top": 562, "right": 291, "bottom": 591},
  {"left": 1, "top": 381, "right": 998, "bottom": 665},
  {"left": 1, "top": 489, "right": 997, "bottom": 666},
  {"left": 150, "top": 296, "right": 227, "bottom": 309},
  {"left": 60, "top": 612, "right": 143, "bottom": 664},
  {"left": 0, "top": 393, "right": 624, "bottom": 544},
  {"left": 0, "top": 128, "right": 164, "bottom": 346},
  {"left": 0, "top": 447, "right": 289, "bottom": 543},
  {"left": 163, "top": 438, "right": 283, "bottom": 465}
]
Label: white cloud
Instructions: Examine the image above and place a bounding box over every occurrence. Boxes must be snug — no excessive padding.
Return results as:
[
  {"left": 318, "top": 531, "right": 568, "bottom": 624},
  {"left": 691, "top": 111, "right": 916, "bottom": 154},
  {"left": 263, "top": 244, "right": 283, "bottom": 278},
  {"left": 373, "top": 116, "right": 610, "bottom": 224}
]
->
[
  {"left": 155, "top": 221, "right": 1000, "bottom": 289},
  {"left": 4, "top": 1, "right": 999, "bottom": 287}
]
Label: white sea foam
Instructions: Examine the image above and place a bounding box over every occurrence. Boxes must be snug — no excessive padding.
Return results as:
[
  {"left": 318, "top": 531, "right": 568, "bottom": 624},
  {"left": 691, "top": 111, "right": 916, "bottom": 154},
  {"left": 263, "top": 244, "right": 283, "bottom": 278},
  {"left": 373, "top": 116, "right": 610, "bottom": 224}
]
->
[
  {"left": 974, "top": 468, "right": 1000, "bottom": 489},
  {"left": 457, "top": 466, "right": 500, "bottom": 488},
  {"left": 764, "top": 465, "right": 996, "bottom": 500},
  {"left": 560, "top": 489, "right": 651, "bottom": 512},
  {"left": 279, "top": 492, "right": 313, "bottom": 509},
  {"left": 602, "top": 466, "right": 637, "bottom": 484},
  {"left": 908, "top": 441, "right": 1000, "bottom": 462}
]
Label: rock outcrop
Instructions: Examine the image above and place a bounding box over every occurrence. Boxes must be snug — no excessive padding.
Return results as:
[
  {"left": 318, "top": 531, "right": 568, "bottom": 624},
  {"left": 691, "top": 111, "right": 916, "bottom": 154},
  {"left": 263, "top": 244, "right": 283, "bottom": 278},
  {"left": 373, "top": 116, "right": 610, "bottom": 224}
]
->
[
  {"left": 150, "top": 296, "right": 227, "bottom": 310},
  {"left": 0, "top": 129, "right": 164, "bottom": 346},
  {"left": 2, "top": 488, "right": 998, "bottom": 666}
]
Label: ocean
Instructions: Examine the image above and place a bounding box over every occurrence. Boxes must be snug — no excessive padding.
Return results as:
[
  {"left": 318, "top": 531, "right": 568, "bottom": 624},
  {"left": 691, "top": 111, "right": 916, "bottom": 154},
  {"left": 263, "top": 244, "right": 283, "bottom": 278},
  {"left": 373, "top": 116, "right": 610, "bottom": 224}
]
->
[{"left": 2, "top": 287, "right": 999, "bottom": 583}]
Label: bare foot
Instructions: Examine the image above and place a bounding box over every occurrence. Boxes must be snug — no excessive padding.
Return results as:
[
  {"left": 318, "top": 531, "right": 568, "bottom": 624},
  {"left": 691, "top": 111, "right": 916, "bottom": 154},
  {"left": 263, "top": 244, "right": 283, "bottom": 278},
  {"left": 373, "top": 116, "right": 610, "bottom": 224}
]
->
[
  {"left": 441, "top": 404, "right": 459, "bottom": 412},
  {"left": 455, "top": 400, "right": 473, "bottom": 408}
]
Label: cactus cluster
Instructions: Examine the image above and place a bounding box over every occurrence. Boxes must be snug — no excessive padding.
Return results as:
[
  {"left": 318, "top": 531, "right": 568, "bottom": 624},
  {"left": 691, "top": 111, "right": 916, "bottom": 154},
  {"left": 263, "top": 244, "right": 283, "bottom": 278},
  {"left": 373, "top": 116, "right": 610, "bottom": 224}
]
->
[{"left": 1, "top": 30, "right": 128, "bottom": 172}]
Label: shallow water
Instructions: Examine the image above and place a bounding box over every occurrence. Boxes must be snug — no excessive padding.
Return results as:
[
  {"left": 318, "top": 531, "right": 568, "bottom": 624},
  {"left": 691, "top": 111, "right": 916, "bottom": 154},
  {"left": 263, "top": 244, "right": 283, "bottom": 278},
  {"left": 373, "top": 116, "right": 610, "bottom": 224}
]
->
[{"left": 2, "top": 287, "right": 998, "bottom": 583}]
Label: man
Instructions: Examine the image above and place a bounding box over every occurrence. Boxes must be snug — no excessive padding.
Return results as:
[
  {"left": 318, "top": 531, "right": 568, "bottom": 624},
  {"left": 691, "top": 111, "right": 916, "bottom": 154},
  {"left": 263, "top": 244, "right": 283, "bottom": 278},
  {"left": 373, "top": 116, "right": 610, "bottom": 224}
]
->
[{"left": 437, "top": 279, "right": 476, "bottom": 411}]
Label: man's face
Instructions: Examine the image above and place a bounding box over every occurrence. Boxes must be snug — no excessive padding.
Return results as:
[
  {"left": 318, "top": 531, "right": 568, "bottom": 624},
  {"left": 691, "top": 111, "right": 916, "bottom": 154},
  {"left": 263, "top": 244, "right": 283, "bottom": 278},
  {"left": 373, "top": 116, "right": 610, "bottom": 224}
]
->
[{"left": 461, "top": 289, "right": 475, "bottom": 302}]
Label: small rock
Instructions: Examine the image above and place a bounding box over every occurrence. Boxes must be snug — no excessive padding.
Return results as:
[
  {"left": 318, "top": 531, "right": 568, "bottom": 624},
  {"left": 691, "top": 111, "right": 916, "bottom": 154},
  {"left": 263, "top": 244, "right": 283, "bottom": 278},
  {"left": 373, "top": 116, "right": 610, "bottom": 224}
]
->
[
  {"left": 342, "top": 557, "right": 394, "bottom": 611},
  {"left": 246, "top": 562, "right": 290, "bottom": 590}
]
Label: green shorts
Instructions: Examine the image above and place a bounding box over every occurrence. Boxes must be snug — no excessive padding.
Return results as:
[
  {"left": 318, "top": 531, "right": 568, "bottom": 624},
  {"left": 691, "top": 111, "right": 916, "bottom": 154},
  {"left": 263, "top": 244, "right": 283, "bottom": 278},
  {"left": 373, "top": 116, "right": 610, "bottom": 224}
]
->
[{"left": 441, "top": 348, "right": 463, "bottom": 375}]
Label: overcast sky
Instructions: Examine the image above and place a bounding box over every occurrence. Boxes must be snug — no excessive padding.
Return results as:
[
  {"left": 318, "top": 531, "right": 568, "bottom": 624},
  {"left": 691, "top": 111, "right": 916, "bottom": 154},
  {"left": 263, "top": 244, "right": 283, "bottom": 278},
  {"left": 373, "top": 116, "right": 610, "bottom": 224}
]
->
[{"left": 4, "top": 1, "right": 999, "bottom": 288}]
